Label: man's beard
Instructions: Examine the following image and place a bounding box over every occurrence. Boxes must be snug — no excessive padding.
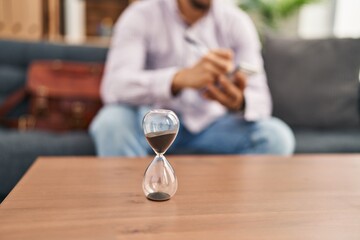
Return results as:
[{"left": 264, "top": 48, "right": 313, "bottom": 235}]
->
[{"left": 188, "top": 0, "right": 211, "bottom": 11}]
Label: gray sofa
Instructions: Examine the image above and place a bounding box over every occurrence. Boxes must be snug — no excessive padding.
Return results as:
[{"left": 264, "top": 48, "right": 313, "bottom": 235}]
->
[
  {"left": 0, "top": 37, "right": 360, "bottom": 201},
  {"left": 264, "top": 37, "right": 360, "bottom": 152}
]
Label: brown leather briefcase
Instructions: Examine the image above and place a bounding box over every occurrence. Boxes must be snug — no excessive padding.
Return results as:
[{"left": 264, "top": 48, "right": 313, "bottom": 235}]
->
[{"left": 0, "top": 60, "right": 104, "bottom": 132}]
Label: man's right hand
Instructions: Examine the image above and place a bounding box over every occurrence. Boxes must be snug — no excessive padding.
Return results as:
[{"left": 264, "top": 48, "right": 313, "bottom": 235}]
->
[{"left": 171, "top": 49, "right": 234, "bottom": 95}]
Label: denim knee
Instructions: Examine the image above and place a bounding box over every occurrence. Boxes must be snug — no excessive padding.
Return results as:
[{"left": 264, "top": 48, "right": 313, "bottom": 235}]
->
[
  {"left": 253, "top": 118, "right": 295, "bottom": 155},
  {"left": 90, "top": 105, "right": 135, "bottom": 138},
  {"left": 89, "top": 105, "right": 147, "bottom": 156}
]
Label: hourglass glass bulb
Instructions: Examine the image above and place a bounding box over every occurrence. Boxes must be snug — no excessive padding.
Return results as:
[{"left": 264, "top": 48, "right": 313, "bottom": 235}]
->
[
  {"left": 142, "top": 109, "right": 179, "bottom": 201},
  {"left": 143, "top": 155, "right": 177, "bottom": 201}
]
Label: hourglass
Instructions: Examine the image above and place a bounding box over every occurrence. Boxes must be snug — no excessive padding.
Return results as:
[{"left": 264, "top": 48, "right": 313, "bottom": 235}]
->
[{"left": 142, "top": 109, "right": 179, "bottom": 201}]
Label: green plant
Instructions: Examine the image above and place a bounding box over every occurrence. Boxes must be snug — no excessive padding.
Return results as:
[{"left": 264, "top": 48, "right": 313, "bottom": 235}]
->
[{"left": 238, "top": 0, "right": 319, "bottom": 30}]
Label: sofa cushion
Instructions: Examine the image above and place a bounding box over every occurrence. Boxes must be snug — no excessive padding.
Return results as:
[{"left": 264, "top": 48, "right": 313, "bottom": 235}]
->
[
  {"left": 294, "top": 128, "right": 360, "bottom": 153},
  {"left": 0, "top": 40, "right": 29, "bottom": 67},
  {"left": 263, "top": 37, "right": 360, "bottom": 129},
  {"left": 0, "top": 65, "right": 26, "bottom": 96},
  {"left": 0, "top": 39, "right": 108, "bottom": 67},
  {"left": 0, "top": 66, "right": 28, "bottom": 117}
]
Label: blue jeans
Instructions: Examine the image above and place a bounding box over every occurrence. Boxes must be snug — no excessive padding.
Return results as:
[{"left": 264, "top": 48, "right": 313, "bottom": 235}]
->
[{"left": 89, "top": 104, "right": 295, "bottom": 156}]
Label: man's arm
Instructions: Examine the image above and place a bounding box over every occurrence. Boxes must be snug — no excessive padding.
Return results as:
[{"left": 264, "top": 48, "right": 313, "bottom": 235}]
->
[
  {"left": 102, "top": 4, "right": 236, "bottom": 107},
  {"left": 101, "top": 4, "right": 178, "bottom": 106},
  {"left": 199, "top": 8, "right": 271, "bottom": 117},
  {"left": 229, "top": 8, "right": 272, "bottom": 120}
]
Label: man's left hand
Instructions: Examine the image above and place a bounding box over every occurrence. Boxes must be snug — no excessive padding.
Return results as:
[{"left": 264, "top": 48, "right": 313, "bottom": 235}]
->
[{"left": 203, "top": 71, "right": 247, "bottom": 111}]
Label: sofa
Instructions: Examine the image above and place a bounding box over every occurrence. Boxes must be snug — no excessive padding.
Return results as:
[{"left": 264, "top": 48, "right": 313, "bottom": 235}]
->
[
  {"left": 0, "top": 40, "right": 107, "bottom": 201},
  {"left": 264, "top": 37, "right": 360, "bottom": 152},
  {"left": 0, "top": 37, "right": 360, "bottom": 201}
]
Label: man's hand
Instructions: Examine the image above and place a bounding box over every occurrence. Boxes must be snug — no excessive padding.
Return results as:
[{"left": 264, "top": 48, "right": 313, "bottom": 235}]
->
[
  {"left": 171, "top": 49, "right": 233, "bottom": 95},
  {"left": 203, "top": 71, "right": 247, "bottom": 111}
]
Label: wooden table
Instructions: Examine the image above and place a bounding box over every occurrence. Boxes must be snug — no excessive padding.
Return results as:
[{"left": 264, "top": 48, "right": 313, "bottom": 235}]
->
[{"left": 1, "top": 155, "right": 360, "bottom": 239}]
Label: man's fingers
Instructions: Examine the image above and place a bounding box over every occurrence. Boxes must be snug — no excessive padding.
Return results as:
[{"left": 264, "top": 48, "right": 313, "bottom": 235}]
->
[
  {"left": 203, "top": 54, "right": 229, "bottom": 73},
  {"left": 203, "top": 53, "right": 232, "bottom": 73},
  {"left": 203, "top": 61, "right": 227, "bottom": 76},
  {"left": 218, "top": 76, "right": 244, "bottom": 109},
  {"left": 234, "top": 71, "right": 247, "bottom": 91},
  {"left": 217, "top": 75, "right": 238, "bottom": 98},
  {"left": 203, "top": 75, "right": 245, "bottom": 111},
  {"left": 203, "top": 84, "right": 232, "bottom": 107},
  {"left": 211, "top": 49, "right": 233, "bottom": 60}
]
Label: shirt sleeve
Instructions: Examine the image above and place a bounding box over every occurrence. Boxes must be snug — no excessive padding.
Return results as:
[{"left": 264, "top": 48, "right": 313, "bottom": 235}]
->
[
  {"left": 100, "top": 4, "right": 179, "bottom": 106},
  {"left": 229, "top": 9, "right": 272, "bottom": 120}
]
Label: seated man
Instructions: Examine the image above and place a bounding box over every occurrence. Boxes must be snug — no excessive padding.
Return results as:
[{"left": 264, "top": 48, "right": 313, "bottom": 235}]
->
[{"left": 90, "top": 0, "right": 295, "bottom": 156}]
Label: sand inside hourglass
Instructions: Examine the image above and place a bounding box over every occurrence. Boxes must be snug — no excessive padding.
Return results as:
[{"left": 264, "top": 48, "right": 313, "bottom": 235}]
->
[
  {"left": 146, "top": 192, "right": 171, "bottom": 201},
  {"left": 145, "top": 130, "right": 177, "bottom": 154}
]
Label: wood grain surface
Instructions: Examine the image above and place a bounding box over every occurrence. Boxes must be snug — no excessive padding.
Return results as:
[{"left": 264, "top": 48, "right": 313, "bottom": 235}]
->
[{"left": 1, "top": 155, "right": 360, "bottom": 239}]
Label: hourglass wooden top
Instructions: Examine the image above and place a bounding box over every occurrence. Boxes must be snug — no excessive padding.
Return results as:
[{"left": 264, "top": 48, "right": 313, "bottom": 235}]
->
[{"left": 1, "top": 155, "right": 360, "bottom": 239}]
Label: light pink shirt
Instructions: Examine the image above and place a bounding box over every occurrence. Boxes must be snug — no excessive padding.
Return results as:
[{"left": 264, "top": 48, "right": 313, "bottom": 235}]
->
[{"left": 101, "top": 0, "right": 272, "bottom": 133}]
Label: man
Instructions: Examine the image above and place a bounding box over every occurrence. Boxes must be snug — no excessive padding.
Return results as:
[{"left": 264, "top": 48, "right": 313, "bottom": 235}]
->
[{"left": 90, "top": 0, "right": 295, "bottom": 156}]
